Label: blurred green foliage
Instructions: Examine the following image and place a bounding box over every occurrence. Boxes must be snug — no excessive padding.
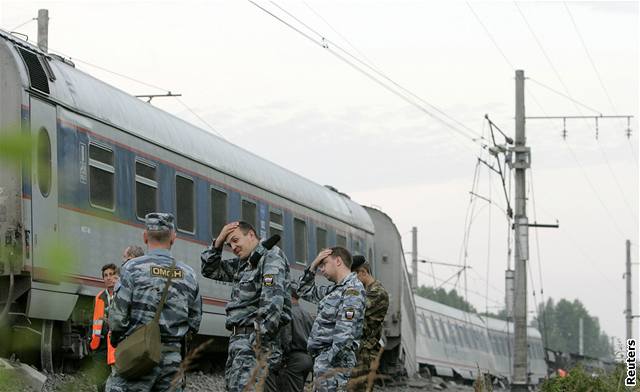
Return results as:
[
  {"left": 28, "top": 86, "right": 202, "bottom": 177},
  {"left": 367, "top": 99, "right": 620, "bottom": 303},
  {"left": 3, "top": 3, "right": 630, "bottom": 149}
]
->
[
  {"left": 0, "top": 125, "right": 34, "bottom": 164},
  {"left": 540, "top": 364, "right": 638, "bottom": 392}
]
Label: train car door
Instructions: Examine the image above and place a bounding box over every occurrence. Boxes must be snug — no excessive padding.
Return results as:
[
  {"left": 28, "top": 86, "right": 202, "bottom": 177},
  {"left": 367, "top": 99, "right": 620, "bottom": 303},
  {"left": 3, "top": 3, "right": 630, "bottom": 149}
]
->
[{"left": 30, "top": 97, "right": 58, "bottom": 276}]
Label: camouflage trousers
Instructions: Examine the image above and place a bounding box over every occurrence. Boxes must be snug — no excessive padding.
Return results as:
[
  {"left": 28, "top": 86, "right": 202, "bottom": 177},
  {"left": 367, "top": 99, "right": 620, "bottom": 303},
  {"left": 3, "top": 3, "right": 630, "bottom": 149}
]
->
[
  {"left": 312, "top": 349, "right": 356, "bottom": 392},
  {"left": 225, "top": 332, "right": 282, "bottom": 392},
  {"left": 349, "top": 348, "right": 379, "bottom": 392},
  {"left": 105, "top": 349, "right": 182, "bottom": 392}
]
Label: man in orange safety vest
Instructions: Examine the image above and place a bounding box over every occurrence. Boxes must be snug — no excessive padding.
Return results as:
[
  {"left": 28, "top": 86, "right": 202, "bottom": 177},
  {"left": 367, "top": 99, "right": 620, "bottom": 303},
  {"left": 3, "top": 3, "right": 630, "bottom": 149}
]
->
[{"left": 89, "top": 263, "right": 118, "bottom": 392}]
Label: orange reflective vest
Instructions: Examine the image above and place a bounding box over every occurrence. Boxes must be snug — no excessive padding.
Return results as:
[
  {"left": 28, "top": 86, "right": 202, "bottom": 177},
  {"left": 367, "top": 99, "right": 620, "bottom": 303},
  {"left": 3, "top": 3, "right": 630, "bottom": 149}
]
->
[{"left": 90, "top": 289, "right": 116, "bottom": 365}]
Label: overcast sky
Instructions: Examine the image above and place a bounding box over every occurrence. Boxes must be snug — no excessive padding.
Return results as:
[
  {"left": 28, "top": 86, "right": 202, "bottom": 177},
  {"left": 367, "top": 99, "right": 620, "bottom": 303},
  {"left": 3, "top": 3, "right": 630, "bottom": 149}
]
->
[{"left": 1, "top": 0, "right": 637, "bottom": 346}]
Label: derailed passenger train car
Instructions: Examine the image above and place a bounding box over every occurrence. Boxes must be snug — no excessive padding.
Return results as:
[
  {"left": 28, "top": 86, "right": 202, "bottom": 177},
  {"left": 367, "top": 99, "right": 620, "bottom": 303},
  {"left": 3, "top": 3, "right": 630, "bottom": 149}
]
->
[
  {"left": 0, "top": 30, "right": 379, "bottom": 371},
  {"left": 415, "top": 295, "right": 548, "bottom": 385}
]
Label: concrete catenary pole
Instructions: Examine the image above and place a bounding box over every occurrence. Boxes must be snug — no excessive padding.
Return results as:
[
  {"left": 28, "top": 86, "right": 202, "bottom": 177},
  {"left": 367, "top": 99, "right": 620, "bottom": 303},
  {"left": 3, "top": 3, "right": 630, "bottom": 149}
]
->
[
  {"left": 411, "top": 227, "right": 418, "bottom": 292},
  {"left": 37, "top": 9, "right": 49, "bottom": 52},
  {"left": 511, "top": 70, "right": 530, "bottom": 392},
  {"left": 579, "top": 317, "right": 584, "bottom": 355},
  {"left": 626, "top": 239, "right": 632, "bottom": 341}
]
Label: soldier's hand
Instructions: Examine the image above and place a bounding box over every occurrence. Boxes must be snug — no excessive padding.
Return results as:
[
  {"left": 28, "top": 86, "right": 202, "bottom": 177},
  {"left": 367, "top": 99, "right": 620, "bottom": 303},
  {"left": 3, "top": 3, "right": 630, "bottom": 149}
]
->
[
  {"left": 311, "top": 248, "right": 332, "bottom": 272},
  {"left": 214, "top": 222, "right": 240, "bottom": 249}
]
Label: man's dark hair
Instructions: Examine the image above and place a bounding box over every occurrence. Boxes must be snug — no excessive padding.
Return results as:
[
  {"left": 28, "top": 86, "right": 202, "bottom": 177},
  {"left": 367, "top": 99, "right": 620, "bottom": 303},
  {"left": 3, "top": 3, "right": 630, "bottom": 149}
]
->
[
  {"left": 330, "top": 246, "right": 352, "bottom": 268},
  {"left": 101, "top": 263, "right": 118, "bottom": 277},
  {"left": 237, "top": 221, "right": 257, "bottom": 237},
  {"left": 147, "top": 230, "right": 171, "bottom": 243},
  {"left": 352, "top": 257, "right": 371, "bottom": 274}
]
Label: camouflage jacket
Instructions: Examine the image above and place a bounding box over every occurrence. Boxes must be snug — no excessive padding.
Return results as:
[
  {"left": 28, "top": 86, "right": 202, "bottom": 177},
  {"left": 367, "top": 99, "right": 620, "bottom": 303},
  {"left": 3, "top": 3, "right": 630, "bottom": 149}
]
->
[
  {"left": 297, "top": 269, "right": 366, "bottom": 363},
  {"left": 109, "top": 248, "right": 202, "bottom": 342},
  {"left": 360, "top": 279, "right": 389, "bottom": 352},
  {"left": 200, "top": 243, "right": 291, "bottom": 336}
]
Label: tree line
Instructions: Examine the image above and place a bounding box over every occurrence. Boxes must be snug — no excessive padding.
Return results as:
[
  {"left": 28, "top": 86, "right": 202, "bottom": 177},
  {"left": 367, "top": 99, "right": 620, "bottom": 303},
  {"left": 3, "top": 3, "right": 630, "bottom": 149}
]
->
[{"left": 415, "top": 285, "right": 613, "bottom": 359}]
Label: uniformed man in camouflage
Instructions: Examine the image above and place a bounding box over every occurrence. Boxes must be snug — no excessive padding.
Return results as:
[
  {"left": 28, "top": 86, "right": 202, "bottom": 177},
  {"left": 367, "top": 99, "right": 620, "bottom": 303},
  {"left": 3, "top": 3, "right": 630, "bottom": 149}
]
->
[
  {"left": 296, "top": 247, "right": 366, "bottom": 392},
  {"left": 201, "top": 221, "right": 291, "bottom": 392},
  {"left": 106, "top": 213, "right": 202, "bottom": 392},
  {"left": 349, "top": 255, "right": 389, "bottom": 392}
]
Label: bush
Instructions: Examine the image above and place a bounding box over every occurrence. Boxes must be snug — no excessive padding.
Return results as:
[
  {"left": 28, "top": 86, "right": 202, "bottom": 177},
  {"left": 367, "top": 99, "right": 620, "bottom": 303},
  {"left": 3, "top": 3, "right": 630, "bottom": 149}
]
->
[{"left": 540, "top": 364, "right": 638, "bottom": 392}]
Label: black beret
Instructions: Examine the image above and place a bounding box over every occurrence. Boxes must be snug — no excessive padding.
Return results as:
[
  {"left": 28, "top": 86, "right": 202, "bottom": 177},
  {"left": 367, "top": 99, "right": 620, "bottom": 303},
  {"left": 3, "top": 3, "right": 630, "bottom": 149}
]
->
[{"left": 351, "top": 255, "right": 367, "bottom": 271}]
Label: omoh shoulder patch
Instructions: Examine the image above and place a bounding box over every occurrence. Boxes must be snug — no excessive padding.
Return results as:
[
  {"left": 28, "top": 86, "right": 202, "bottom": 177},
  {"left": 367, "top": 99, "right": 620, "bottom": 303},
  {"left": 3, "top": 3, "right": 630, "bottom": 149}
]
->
[
  {"left": 263, "top": 274, "right": 274, "bottom": 286},
  {"left": 344, "top": 288, "right": 360, "bottom": 296},
  {"left": 150, "top": 266, "right": 184, "bottom": 279},
  {"left": 344, "top": 307, "right": 355, "bottom": 320}
]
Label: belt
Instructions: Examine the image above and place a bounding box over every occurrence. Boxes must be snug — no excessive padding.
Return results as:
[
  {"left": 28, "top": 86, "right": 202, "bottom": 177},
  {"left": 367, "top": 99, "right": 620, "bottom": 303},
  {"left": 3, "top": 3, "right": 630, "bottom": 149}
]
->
[
  {"left": 231, "top": 325, "right": 255, "bottom": 335},
  {"left": 162, "top": 345, "right": 181, "bottom": 353}
]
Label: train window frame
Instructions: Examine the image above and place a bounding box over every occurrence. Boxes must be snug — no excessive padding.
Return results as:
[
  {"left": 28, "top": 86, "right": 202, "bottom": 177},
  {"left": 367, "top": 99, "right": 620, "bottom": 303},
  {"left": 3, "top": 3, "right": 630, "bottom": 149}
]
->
[
  {"left": 175, "top": 173, "right": 195, "bottom": 234},
  {"left": 88, "top": 142, "right": 115, "bottom": 212},
  {"left": 37, "top": 127, "right": 52, "bottom": 198},
  {"left": 421, "top": 314, "right": 432, "bottom": 339},
  {"left": 210, "top": 187, "right": 228, "bottom": 239},
  {"left": 293, "top": 217, "right": 308, "bottom": 265},
  {"left": 429, "top": 316, "right": 441, "bottom": 341},
  {"left": 437, "top": 319, "right": 449, "bottom": 344},
  {"left": 241, "top": 198, "right": 257, "bottom": 229},
  {"left": 352, "top": 236, "right": 361, "bottom": 255},
  {"left": 134, "top": 158, "right": 157, "bottom": 220},
  {"left": 316, "top": 227, "right": 327, "bottom": 253},
  {"left": 269, "top": 208, "right": 284, "bottom": 250},
  {"left": 336, "top": 233, "right": 347, "bottom": 248}
]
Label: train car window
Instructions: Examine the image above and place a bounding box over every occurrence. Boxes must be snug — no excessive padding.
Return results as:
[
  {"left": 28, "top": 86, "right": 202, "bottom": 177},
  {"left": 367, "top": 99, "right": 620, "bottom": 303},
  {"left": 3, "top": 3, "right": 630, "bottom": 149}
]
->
[
  {"left": 422, "top": 315, "right": 432, "bottom": 339},
  {"left": 447, "top": 321, "right": 459, "bottom": 346},
  {"left": 294, "top": 218, "right": 307, "bottom": 264},
  {"left": 458, "top": 325, "right": 470, "bottom": 348},
  {"left": 242, "top": 199, "right": 257, "bottom": 228},
  {"left": 368, "top": 248, "right": 373, "bottom": 265},
  {"left": 269, "top": 210, "right": 284, "bottom": 250},
  {"left": 430, "top": 316, "right": 441, "bottom": 341},
  {"left": 89, "top": 143, "right": 115, "bottom": 210},
  {"left": 211, "top": 188, "right": 227, "bottom": 238},
  {"left": 176, "top": 175, "right": 195, "bottom": 233},
  {"left": 37, "top": 127, "right": 52, "bottom": 197},
  {"left": 438, "top": 319, "right": 449, "bottom": 344},
  {"left": 465, "top": 327, "right": 477, "bottom": 349},
  {"left": 336, "top": 234, "right": 347, "bottom": 248},
  {"left": 353, "top": 238, "right": 361, "bottom": 255},
  {"left": 316, "top": 228, "right": 327, "bottom": 252},
  {"left": 135, "top": 160, "right": 157, "bottom": 219}
]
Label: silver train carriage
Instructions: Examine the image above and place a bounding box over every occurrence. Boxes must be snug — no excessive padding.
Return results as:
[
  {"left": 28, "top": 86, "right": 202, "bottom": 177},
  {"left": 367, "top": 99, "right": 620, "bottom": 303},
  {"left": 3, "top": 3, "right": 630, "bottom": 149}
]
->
[
  {"left": 0, "top": 31, "right": 382, "bottom": 371},
  {"left": 415, "top": 295, "right": 548, "bottom": 385}
]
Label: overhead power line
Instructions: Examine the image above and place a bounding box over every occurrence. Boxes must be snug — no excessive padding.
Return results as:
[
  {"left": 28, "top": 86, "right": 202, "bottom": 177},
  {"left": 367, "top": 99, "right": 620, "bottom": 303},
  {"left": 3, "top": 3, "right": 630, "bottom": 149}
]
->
[
  {"left": 9, "top": 18, "right": 36, "bottom": 32},
  {"left": 249, "top": 0, "right": 489, "bottom": 153},
  {"left": 42, "top": 46, "right": 226, "bottom": 139}
]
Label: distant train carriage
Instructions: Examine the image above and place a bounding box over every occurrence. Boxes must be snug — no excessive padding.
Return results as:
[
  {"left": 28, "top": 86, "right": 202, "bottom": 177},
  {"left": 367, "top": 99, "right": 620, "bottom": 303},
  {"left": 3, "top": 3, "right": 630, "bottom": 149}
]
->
[
  {"left": 0, "top": 30, "right": 376, "bottom": 371},
  {"left": 415, "top": 295, "right": 547, "bottom": 385}
]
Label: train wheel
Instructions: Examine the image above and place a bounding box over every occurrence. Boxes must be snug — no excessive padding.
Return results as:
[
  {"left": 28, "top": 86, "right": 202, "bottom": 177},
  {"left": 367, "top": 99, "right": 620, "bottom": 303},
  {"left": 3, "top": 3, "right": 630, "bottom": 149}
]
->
[{"left": 40, "top": 320, "right": 62, "bottom": 373}]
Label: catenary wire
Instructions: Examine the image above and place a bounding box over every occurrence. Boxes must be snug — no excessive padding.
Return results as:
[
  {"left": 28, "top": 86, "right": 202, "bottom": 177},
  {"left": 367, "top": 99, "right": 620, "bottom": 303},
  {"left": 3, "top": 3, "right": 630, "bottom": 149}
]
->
[
  {"left": 299, "top": 0, "right": 378, "bottom": 69},
  {"left": 9, "top": 18, "right": 36, "bottom": 32},
  {"left": 250, "top": 0, "right": 488, "bottom": 152},
  {"left": 268, "top": 0, "right": 489, "bottom": 144}
]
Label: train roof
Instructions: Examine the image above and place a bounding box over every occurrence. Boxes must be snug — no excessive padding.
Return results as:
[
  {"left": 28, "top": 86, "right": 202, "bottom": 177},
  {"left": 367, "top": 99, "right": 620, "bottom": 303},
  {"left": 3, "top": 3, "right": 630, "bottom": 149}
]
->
[
  {"left": 414, "top": 295, "right": 486, "bottom": 325},
  {"left": 1, "top": 31, "right": 374, "bottom": 233}
]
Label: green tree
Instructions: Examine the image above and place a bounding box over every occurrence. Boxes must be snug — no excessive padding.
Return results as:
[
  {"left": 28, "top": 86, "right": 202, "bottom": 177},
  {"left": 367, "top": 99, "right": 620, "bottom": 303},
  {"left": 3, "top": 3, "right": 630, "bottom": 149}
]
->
[
  {"left": 415, "top": 286, "right": 477, "bottom": 313},
  {"left": 534, "top": 298, "right": 613, "bottom": 359}
]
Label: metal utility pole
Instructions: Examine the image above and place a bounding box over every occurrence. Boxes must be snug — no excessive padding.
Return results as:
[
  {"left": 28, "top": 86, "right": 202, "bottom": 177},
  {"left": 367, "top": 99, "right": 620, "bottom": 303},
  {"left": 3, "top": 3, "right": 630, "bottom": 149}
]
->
[
  {"left": 411, "top": 226, "right": 418, "bottom": 292},
  {"left": 579, "top": 318, "right": 584, "bottom": 355},
  {"left": 626, "top": 239, "right": 632, "bottom": 341},
  {"left": 37, "top": 9, "right": 49, "bottom": 52},
  {"left": 511, "top": 70, "right": 530, "bottom": 392}
]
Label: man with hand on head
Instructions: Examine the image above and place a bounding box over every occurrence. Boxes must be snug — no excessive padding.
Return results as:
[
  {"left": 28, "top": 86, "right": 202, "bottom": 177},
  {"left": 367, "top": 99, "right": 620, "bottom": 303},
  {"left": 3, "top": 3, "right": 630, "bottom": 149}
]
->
[
  {"left": 106, "top": 213, "right": 202, "bottom": 392},
  {"left": 296, "top": 247, "right": 366, "bottom": 392},
  {"left": 201, "top": 221, "right": 292, "bottom": 392}
]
